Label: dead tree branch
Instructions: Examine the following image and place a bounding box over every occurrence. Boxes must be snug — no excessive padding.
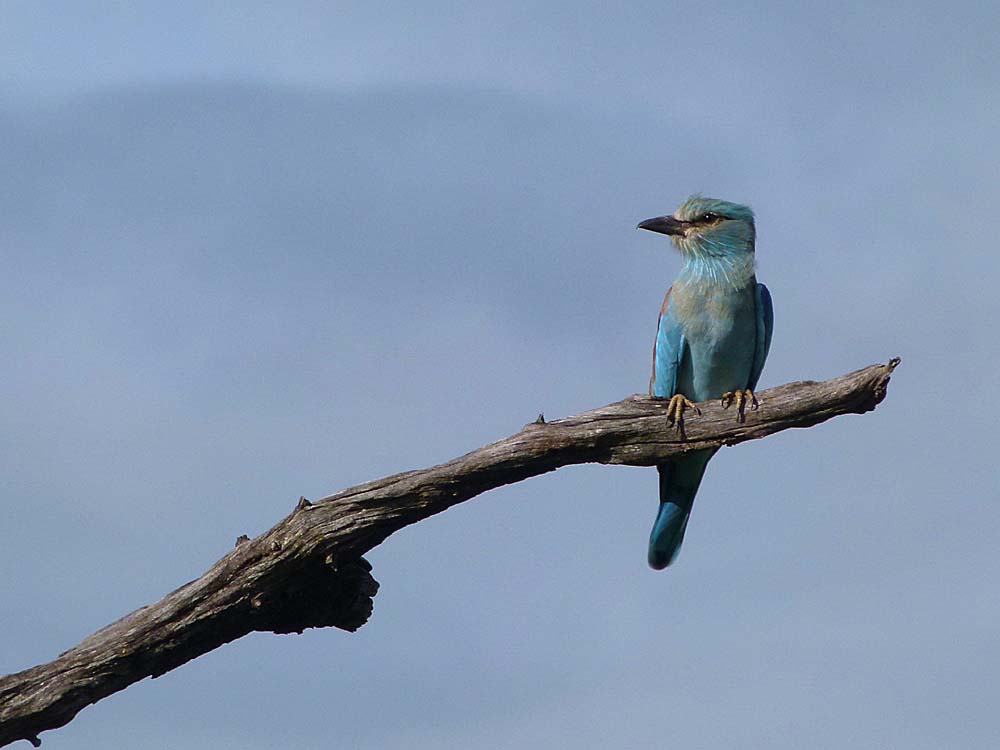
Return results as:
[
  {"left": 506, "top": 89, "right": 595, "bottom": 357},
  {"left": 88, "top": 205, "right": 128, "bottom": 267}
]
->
[{"left": 0, "top": 358, "right": 899, "bottom": 747}]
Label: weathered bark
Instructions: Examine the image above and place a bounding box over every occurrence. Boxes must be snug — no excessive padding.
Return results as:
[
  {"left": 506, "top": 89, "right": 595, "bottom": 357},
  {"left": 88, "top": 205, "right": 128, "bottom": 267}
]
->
[{"left": 0, "top": 358, "right": 899, "bottom": 748}]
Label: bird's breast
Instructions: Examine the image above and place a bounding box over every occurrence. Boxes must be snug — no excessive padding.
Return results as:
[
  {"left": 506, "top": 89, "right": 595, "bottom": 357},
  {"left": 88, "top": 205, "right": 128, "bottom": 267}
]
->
[
  {"left": 671, "top": 279, "right": 753, "bottom": 337},
  {"left": 671, "top": 280, "right": 757, "bottom": 400}
]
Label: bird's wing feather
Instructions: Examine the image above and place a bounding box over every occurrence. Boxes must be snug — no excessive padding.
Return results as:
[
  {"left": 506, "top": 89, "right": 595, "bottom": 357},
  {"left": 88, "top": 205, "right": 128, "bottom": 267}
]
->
[
  {"left": 650, "top": 286, "right": 686, "bottom": 398},
  {"left": 748, "top": 282, "right": 774, "bottom": 391}
]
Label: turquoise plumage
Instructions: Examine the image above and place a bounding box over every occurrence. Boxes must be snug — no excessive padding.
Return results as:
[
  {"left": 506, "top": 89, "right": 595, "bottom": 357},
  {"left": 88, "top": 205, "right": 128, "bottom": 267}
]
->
[{"left": 638, "top": 196, "right": 773, "bottom": 569}]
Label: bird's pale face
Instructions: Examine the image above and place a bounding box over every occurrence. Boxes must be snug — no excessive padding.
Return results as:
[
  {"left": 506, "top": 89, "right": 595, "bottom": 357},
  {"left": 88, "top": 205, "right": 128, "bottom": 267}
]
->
[{"left": 638, "top": 195, "right": 756, "bottom": 258}]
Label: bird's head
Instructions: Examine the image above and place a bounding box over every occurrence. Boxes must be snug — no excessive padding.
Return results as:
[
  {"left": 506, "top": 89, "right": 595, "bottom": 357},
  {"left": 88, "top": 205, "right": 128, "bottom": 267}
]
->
[{"left": 637, "top": 195, "right": 755, "bottom": 258}]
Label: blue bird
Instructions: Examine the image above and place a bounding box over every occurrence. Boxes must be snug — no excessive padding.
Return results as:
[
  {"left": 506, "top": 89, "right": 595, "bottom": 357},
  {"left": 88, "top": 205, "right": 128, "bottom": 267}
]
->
[{"left": 638, "top": 196, "right": 773, "bottom": 570}]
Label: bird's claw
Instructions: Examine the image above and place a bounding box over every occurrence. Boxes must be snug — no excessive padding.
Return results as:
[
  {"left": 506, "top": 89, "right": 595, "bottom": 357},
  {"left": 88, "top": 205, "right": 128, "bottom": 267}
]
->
[
  {"left": 664, "top": 393, "right": 700, "bottom": 429},
  {"left": 720, "top": 389, "right": 758, "bottom": 423}
]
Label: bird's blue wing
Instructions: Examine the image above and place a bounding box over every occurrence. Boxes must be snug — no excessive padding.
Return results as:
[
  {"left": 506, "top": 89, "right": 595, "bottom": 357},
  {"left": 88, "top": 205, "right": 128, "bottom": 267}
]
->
[
  {"left": 650, "top": 287, "right": 686, "bottom": 398},
  {"left": 648, "top": 286, "right": 698, "bottom": 570},
  {"left": 748, "top": 283, "right": 773, "bottom": 391}
]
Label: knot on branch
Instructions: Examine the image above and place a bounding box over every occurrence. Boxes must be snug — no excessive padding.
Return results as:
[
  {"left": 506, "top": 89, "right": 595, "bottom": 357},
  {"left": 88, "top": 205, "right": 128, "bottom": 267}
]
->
[{"left": 249, "top": 557, "right": 379, "bottom": 635}]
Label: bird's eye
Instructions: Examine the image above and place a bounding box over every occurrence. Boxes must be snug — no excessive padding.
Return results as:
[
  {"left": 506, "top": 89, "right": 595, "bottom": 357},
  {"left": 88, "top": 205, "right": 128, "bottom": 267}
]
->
[{"left": 699, "top": 213, "right": 719, "bottom": 222}]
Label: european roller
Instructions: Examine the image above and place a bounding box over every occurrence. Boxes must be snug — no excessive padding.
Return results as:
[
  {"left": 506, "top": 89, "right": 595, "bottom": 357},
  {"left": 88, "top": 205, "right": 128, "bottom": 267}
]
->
[{"left": 638, "top": 195, "right": 773, "bottom": 570}]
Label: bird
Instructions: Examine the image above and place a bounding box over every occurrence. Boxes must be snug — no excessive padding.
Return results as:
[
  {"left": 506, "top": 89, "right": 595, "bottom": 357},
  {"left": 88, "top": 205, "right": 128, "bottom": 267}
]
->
[{"left": 637, "top": 195, "right": 773, "bottom": 570}]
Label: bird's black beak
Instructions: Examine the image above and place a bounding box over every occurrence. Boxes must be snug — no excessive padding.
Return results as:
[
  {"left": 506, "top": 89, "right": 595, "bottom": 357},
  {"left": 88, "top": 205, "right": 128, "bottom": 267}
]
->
[{"left": 637, "top": 215, "right": 685, "bottom": 236}]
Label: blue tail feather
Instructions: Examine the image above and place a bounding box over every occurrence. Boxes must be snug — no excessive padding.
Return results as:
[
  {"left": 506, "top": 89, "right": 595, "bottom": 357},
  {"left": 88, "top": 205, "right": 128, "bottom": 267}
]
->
[{"left": 648, "top": 451, "right": 714, "bottom": 570}]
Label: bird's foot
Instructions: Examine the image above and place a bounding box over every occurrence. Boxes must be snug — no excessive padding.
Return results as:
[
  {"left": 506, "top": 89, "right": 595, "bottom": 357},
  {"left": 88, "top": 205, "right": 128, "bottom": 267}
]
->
[
  {"left": 664, "top": 393, "right": 700, "bottom": 429},
  {"left": 720, "top": 389, "right": 758, "bottom": 423}
]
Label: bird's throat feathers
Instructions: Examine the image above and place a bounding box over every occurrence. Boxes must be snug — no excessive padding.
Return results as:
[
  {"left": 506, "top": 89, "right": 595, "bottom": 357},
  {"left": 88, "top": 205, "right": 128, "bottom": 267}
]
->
[{"left": 677, "top": 251, "right": 756, "bottom": 292}]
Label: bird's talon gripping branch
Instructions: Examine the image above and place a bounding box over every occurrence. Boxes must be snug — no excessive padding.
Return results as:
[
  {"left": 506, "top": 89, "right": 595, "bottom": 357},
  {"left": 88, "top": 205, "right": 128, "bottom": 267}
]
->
[
  {"left": 664, "top": 393, "right": 700, "bottom": 428},
  {"left": 721, "top": 389, "right": 758, "bottom": 423}
]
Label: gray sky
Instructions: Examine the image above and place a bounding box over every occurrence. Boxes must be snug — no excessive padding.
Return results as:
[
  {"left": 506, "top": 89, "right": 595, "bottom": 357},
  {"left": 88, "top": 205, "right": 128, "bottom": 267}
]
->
[{"left": 2, "top": 2, "right": 997, "bottom": 748}]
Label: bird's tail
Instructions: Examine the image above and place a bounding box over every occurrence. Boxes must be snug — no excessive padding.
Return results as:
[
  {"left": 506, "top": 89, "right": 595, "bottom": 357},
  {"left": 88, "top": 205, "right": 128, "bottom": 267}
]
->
[{"left": 648, "top": 451, "right": 714, "bottom": 570}]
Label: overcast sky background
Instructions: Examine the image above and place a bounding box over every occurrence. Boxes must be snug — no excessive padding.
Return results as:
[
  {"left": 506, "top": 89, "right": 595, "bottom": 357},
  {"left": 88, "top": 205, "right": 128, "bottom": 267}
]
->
[{"left": 1, "top": 2, "right": 997, "bottom": 748}]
